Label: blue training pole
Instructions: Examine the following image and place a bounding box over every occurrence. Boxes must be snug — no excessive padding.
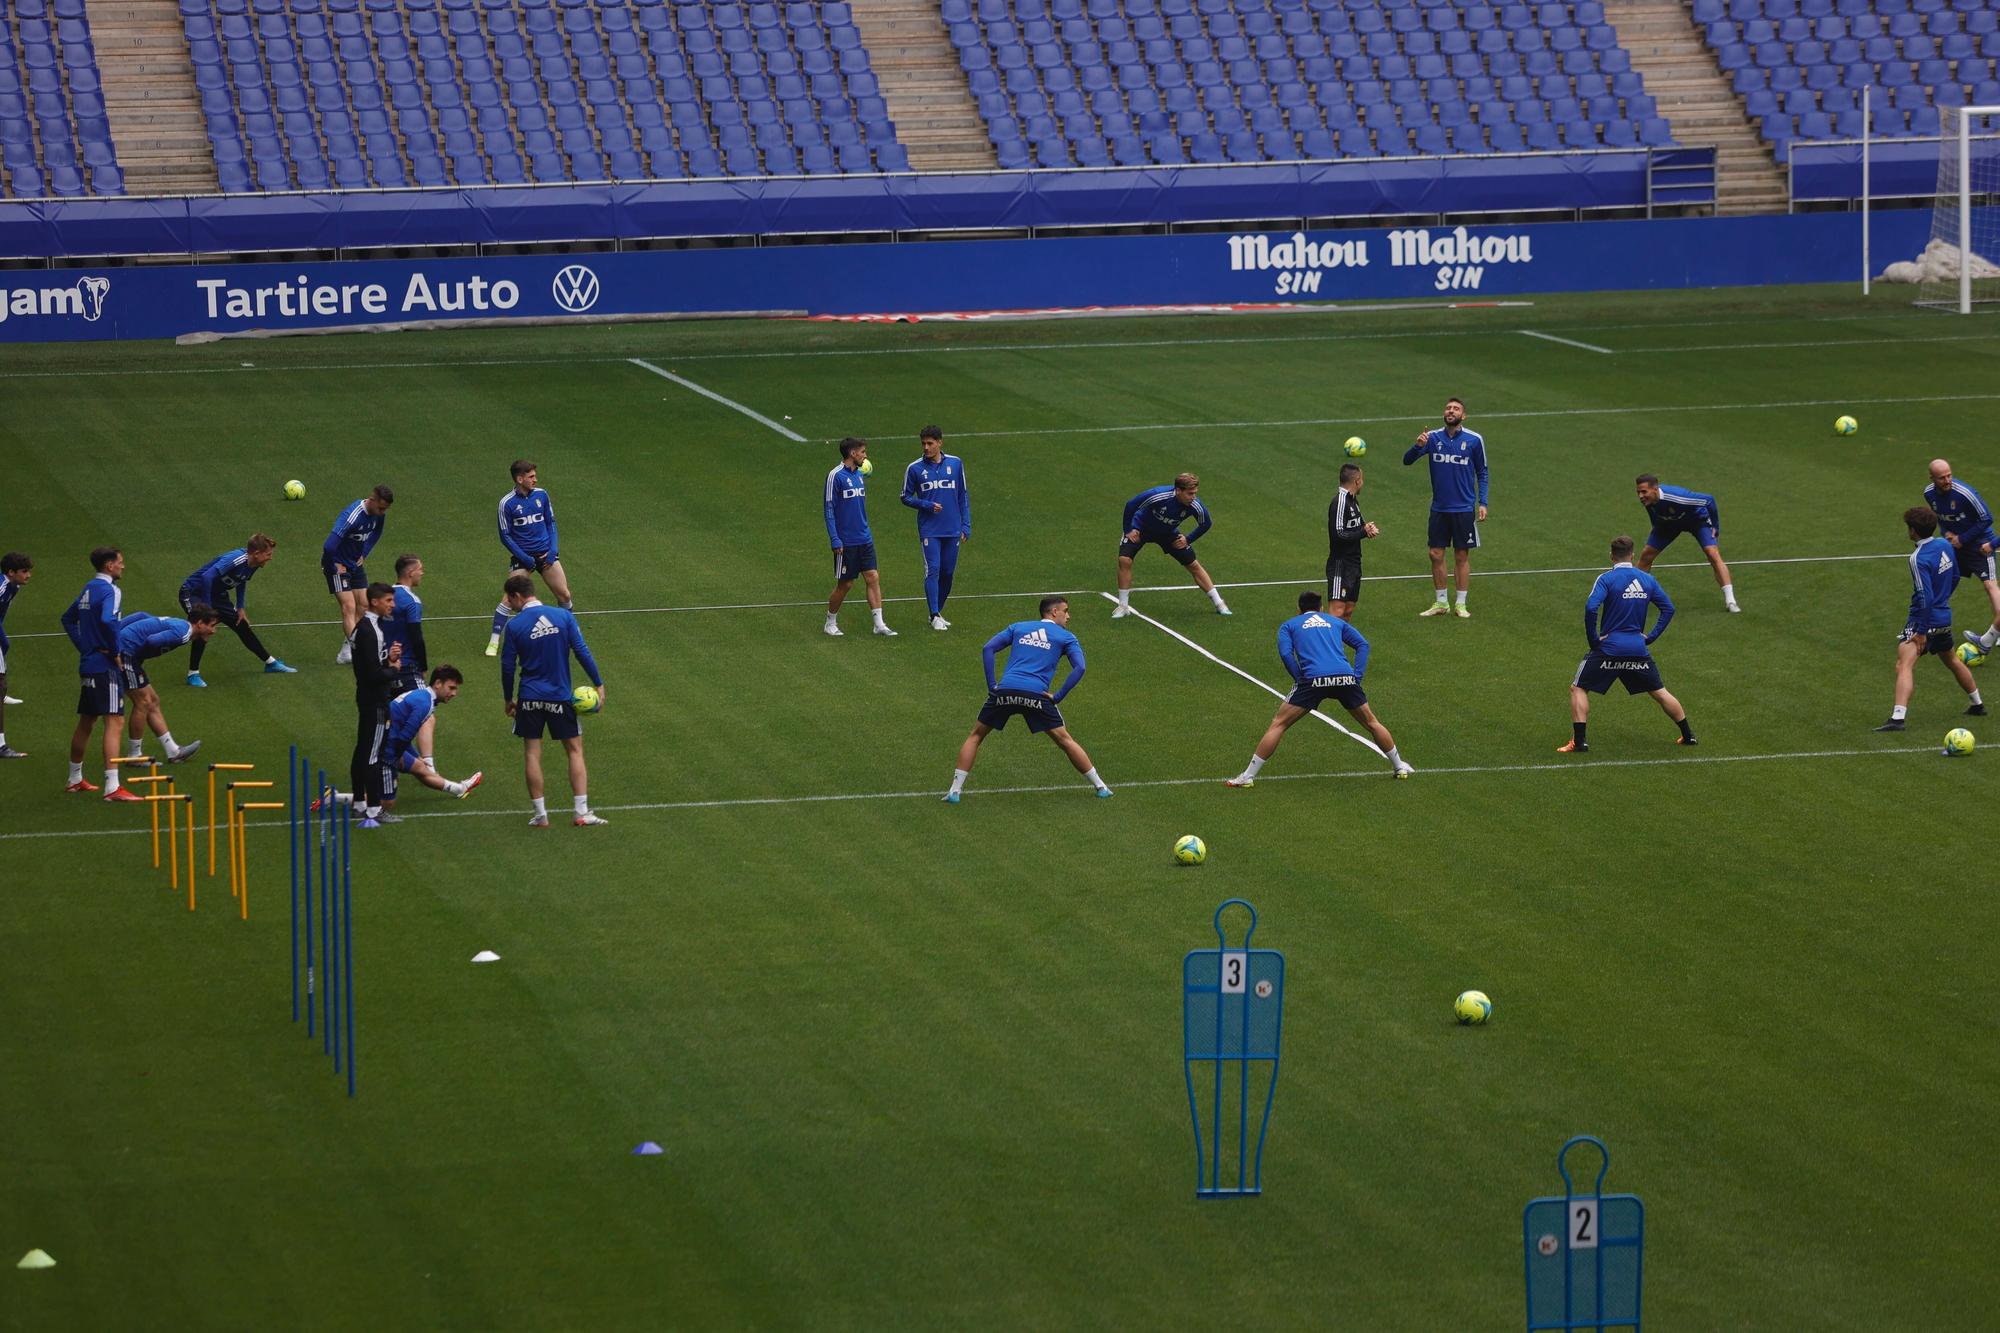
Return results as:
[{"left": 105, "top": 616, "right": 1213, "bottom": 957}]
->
[
  {"left": 321, "top": 777, "right": 332, "bottom": 1057},
  {"left": 308, "top": 766, "right": 320, "bottom": 1039},
  {"left": 290, "top": 744, "right": 300, "bottom": 1024},
  {"left": 330, "top": 794, "right": 342, "bottom": 1074},
  {"left": 343, "top": 802, "right": 355, "bottom": 1097}
]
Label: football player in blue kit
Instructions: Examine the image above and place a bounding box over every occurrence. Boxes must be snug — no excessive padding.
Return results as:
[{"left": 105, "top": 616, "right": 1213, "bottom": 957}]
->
[
  {"left": 1635, "top": 475, "right": 1738, "bottom": 613},
  {"left": 823, "top": 437, "right": 896, "bottom": 638},
  {"left": 944, "top": 597, "right": 1111, "bottom": 803},
  {"left": 1876, "top": 506, "right": 1984, "bottom": 732},
  {"left": 1226, "top": 592, "right": 1413, "bottom": 785},
  {"left": 901, "top": 425, "right": 970, "bottom": 631},
  {"left": 1404, "top": 397, "right": 1488, "bottom": 618},
  {"left": 1560, "top": 536, "right": 1695, "bottom": 753}
]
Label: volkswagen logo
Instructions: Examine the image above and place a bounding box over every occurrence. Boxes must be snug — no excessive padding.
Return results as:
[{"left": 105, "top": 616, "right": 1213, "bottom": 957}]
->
[{"left": 551, "top": 264, "right": 600, "bottom": 313}]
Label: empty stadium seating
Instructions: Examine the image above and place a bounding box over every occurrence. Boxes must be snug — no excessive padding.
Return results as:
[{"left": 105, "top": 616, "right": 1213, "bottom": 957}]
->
[
  {"left": 946, "top": 0, "right": 1673, "bottom": 168},
  {"left": 0, "top": 0, "right": 125, "bottom": 198},
  {"left": 1698, "top": 0, "right": 2000, "bottom": 161},
  {"left": 179, "top": 0, "right": 909, "bottom": 193}
]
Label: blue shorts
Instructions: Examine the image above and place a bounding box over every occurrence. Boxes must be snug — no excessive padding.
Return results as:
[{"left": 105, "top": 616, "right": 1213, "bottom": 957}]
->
[
  {"left": 513, "top": 698, "right": 581, "bottom": 740},
  {"left": 1285, "top": 674, "right": 1367, "bottom": 711},
  {"left": 1900, "top": 625, "right": 1955, "bottom": 657},
  {"left": 384, "top": 740, "right": 424, "bottom": 774},
  {"left": 978, "top": 690, "right": 1065, "bottom": 734},
  {"left": 834, "top": 543, "right": 877, "bottom": 580},
  {"left": 1427, "top": 510, "right": 1479, "bottom": 551},
  {"left": 1952, "top": 538, "right": 1996, "bottom": 582},
  {"left": 120, "top": 661, "right": 151, "bottom": 693},
  {"left": 77, "top": 671, "right": 124, "bottom": 716},
  {"left": 1119, "top": 533, "right": 1198, "bottom": 566},
  {"left": 1573, "top": 653, "right": 1664, "bottom": 695},
  {"left": 321, "top": 554, "right": 366, "bottom": 595},
  {"left": 1646, "top": 523, "right": 1717, "bottom": 552}
]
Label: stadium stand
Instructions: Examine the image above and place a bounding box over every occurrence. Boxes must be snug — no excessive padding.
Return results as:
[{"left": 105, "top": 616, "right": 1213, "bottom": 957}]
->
[
  {"left": 177, "top": 0, "right": 910, "bottom": 192},
  {"left": 1696, "top": 0, "right": 2000, "bottom": 163},
  {"left": 1, "top": 0, "right": 126, "bottom": 197},
  {"left": 944, "top": 0, "right": 1673, "bottom": 169}
]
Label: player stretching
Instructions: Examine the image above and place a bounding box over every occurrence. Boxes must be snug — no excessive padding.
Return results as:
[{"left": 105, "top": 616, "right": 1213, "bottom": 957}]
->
[
  {"left": 1876, "top": 506, "right": 1985, "bottom": 732},
  {"left": 944, "top": 596, "right": 1111, "bottom": 803},
  {"left": 59, "top": 547, "right": 127, "bottom": 795},
  {"left": 1560, "top": 536, "right": 1695, "bottom": 753},
  {"left": 1112, "top": 473, "right": 1230, "bottom": 617},
  {"left": 1403, "top": 397, "right": 1488, "bottom": 618},
  {"left": 1922, "top": 459, "right": 2000, "bottom": 655},
  {"left": 381, "top": 667, "right": 483, "bottom": 816},
  {"left": 324, "top": 485, "right": 393, "bottom": 664},
  {"left": 902, "top": 425, "right": 970, "bottom": 631},
  {"left": 1227, "top": 592, "right": 1412, "bottom": 786},
  {"left": 1326, "top": 464, "right": 1378, "bottom": 619},
  {"left": 1635, "top": 476, "right": 1737, "bottom": 612},
  {"left": 824, "top": 437, "right": 895, "bottom": 637},
  {"left": 181, "top": 535, "right": 296, "bottom": 686},
  {"left": 113, "top": 608, "right": 216, "bottom": 772},
  {"left": 0, "top": 552, "right": 32, "bottom": 758},
  {"left": 385, "top": 554, "right": 428, "bottom": 694},
  {"left": 500, "top": 574, "right": 607, "bottom": 826},
  {"left": 487, "top": 460, "right": 571, "bottom": 657}
]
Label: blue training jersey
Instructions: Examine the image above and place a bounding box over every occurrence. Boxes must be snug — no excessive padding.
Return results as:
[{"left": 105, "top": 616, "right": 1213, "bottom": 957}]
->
[
  {"left": 1277, "top": 610, "right": 1370, "bottom": 682},
  {"left": 115, "top": 614, "right": 194, "bottom": 664},
  {"left": 60, "top": 573, "right": 123, "bottom": 675},
  {"left": 500, "top": 599, "right": 603, "bottom": 703},
  {"left": 1646, "top": 484, "right": 1719, "bottom": 533},
  {"left": 1924, "top": 479, "right": 1995, "bottom": 545},
  {"left": 498, "top": 487, "right": 559, "bottom": 564},
  {"left": 1123, "top": 484, "right": 1212, "bottom": 542},
  {"left": 1402, "top": 427, "right": 1489, "bottom": 512},
  {"left": 1585, "top": 563, "right": 1675, "bottom": 656},
  {"left": 385, "top": 585, "right": 424, "bottom": 668},
  {"left": 823, "top": 462, "right": 872, "bottom": 548},
  {"left": 983, "top": 619, "right": 1086, "bottom": 702},
  {"left": 323, "top": 498, "right": 385, "bottom": 566},
  {"left": 386, "top": 685, "right": 436, "bottom": 750},
  {"left": 1909, "top": 535, "right": 1960, "bottom": 630},
  {"left": 901, "top": 454, "right": 971, "bottom": 539},
  {"left": 0, "top": 577, "right": 20, "bottom": 651},
  {"left": 181, "top": 547, "right": 257, "bottom": 611}
]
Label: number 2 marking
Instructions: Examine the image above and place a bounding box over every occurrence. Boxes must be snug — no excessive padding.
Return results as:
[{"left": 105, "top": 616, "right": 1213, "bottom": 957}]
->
[{"left": 1571, "top": 1200, "right": 1599, "bottom": 1250}]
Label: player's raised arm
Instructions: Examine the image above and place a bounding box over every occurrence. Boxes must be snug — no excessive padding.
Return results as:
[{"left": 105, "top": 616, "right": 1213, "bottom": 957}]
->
[{"left": 1402, "top": 434, "right": 1432, "bottom": 465}]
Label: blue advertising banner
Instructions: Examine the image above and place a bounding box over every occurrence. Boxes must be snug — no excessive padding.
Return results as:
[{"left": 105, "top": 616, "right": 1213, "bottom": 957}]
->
[{"left": 0, "top": 209, "right": 1931, "bottom": 344}]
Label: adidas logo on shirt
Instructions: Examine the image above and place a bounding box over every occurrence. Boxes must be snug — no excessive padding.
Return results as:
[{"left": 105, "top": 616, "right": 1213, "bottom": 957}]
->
[
  {"left": 527, "top": 615, "right": 560, "bottom": 639},
  {"left": 1621, "top": 582, "right": 1648, "bottom": 599},
  {"left": 1301, "top": 613, "right": 1333, "bottom": 629},
  {"left": 1018, "top": 628, "right": 1052, "bottom": 650}
]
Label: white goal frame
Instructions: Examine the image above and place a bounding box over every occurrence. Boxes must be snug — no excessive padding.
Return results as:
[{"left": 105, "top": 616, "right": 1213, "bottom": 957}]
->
[{"left": 1918, "top": 104, "right": 2000, "bottom": 314}]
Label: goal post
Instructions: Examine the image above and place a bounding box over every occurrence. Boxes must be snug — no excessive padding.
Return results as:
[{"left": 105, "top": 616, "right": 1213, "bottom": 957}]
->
[{"left": 1916, "top": 105, "right": 2000, "bottom": 313}]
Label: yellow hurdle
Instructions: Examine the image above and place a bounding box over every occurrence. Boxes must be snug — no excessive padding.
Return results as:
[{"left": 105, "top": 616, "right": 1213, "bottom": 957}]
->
[
  {"left": 112, "top": 757, "right": 165, "bottom": 863},
  {"left": 121, "top": 773, "right": 175, "bottom": 866},
  {"left": 138, "top": 793, "right": 193, "bottom": 907},
  {"left": 237, "top": 801, "right": 286, "bottom": 920},
  {"left": 226, "top": 780, "right": 275, "bottom": 902},
  {"left": 208, "top": 762, "right": 256, "bottom": 876}
]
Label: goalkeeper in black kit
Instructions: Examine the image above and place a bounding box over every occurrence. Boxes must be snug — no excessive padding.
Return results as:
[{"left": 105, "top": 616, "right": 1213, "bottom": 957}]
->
[{"left": 1325, "top": 462, "right": 1378, "bottom": 619}]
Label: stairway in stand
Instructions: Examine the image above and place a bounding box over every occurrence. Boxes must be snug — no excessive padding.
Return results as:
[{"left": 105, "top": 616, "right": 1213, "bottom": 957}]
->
[
  {"left": 847, "top": 0, "right": 997, "bottom": 172},
  {"left": 85, "top": 0, "right": 216, "bottom": 195},
  {"left": 1603, "top": 0, "right": 1788, "bottom": 215}
]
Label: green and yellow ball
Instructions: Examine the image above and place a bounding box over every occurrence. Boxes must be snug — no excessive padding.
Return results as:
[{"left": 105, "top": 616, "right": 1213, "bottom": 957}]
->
[
  {"left": 1454, "top": 990, "right": 1492, "bottom": 1024},
  {"left": 1173, "top": 834, "right": 1207, "bottom": 866},
  {"left": 1834, "top": 414, "right": 1858, "bottom": 436}
]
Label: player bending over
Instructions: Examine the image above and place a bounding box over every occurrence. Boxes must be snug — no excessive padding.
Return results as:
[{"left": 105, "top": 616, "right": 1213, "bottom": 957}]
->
[
  {"left": 1227, "top": 592, "right": 1412, "bottom": 785},
  {"left": 324, "top": 485, "right": 393, "bottom": 664},
  {"left": 181, "top": 534, "right": 296, "bottom": 685},
  {"left": 944, "top": 596, "right": 1111, "bottom": 803},
  {"left": 1560, "top": 536, "right": 1695, "bottom": 753},
  {"left": 488, "top": 460, "right": 572, "bottom": 657},
  {"left": 1403, "top": 397, "right": 1487, "bottom": 618},
  {"left": 824, "top": 437, "right": 896, "bottom": 637},
  {"left": 109, "top": 606, "right": 218, "bottom": 782},
  {"left": 1876, "top": 506, "right": 1984, "bottom": 732},
  {"left": 1920, "top": 459, "right": 2000, "bottom": 656},
  {"left": 60, "top": 546, "right": 128, "bottom": 795},
  {"left": 381, "top": 667, "right": 483, "bottom": 815},
  {"left": 901, "top": 425, "right": 970, "bottom": 631},
  {"left": 0, "top": 551, "right": 32, "bottom": 758},
  {"left": 1112, "top": 473, "right": 1229, "bottom": 617},
  {"left": 500, "top": 574, "right": 607, "bottom": 826},
  {"left": 1635, "top": 475, "right": 1737, "bottom": 613}
]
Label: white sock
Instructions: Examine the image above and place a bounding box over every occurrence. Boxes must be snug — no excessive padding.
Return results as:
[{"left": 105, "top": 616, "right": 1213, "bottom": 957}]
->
[
  {"left": 1892, "top": 704, "right": 1909, "bottom": 720},
  {"left": 0, "top": 733, "right": 6, "bottom": 748},
  {"left": 1243, "top": 753, "right": 1267, "bottom": 778},
  {"left": 1722, "top": 583, "right": 1737, "bottom": 606},
  {"left": 106, "top": 768, "right": 120, "bottom": 793},
  {"left": 1455, "top": 590, "right": 1468, "bottom": 607},
  {"left": 573, "top": 794, "right": 589, "bottom": 816},
  {"left": 824, "top": 612, "right": 838, "bottom": 626},
  {"left": 363, "top": 806, "right": 380, "bottom": 819},
  {"left": 1116, "top": 589, "right": 1130, "bottom": 610},
  {"left": 532, "top": 796, "right": 548, "bottom": 818},
  {"left": 263, "top": 655, "right": 276, "bottom": 664},
  {"left": 1434, "top": 589, "right": 1448, "bottom": 603},
  {"left": 69, "top": 761, "right": 83, "bottom": 783},
  {"left": 948, "top": 768, "right": 968, "bottom": 795},
  {"left": 1972, "top": 690, "right": 1984, "bottom": 706},
  {"left": 126, "top": 739, "right": 143, "bottom": 759},
  {"left": 1983, "top": 627, "right": 2000, "bottom": 650},
  {"left": 444, "top": 780, "right": 465, "bottom": 797},
  {"left": 1387, "top": 746, "right": 1403, "bottom": 766},
  {"left": 1084, "top": 766, "right": 1107, "bottom": 791},
  {"left": 871, "top": 608, "right": 887, "bottom": 628},
  {"left": 1207, "top": 587, "right": 1226, "bottom": 610},
  {"left": 159, "top": 732, "right": 177, "bottom": 756}
]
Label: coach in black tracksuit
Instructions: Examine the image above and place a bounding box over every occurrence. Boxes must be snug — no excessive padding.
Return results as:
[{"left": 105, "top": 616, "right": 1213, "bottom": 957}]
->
[{"left": 349, "top": 582, "right": 401, "bottom": 819}]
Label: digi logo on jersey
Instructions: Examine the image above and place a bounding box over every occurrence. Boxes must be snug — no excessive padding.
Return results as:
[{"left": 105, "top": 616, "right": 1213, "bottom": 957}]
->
[
  {"left": 552, "top": 264, "right": 600, "bottom": 313},
  {"left": 0, "top": 275, "right": 110, "bottom": 325}
]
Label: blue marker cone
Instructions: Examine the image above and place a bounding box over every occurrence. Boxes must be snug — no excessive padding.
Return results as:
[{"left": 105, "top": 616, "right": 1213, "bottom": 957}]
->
[{"left": 631, "top": 1141, "right": 664, "bottom": 1156}]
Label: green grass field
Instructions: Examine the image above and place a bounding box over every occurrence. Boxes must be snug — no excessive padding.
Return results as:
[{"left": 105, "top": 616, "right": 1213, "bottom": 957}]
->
[{"left": 4, "top": 285, "right": 1999, "bottom": 1329}]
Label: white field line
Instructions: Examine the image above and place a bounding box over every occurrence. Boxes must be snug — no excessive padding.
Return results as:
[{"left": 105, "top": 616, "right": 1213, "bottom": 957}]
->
[
  {"left": 0, "top": 745, "right": 1939, "bottom": 842},
  {"left": 1095, "top": 591, "right": 1387, "bottom": 758},
  {"left": 1520, "top": 329, "right": 1613, "bottom": 354},
  {"left": 628, "top": 357, "right": 804, "bottom": 440},
  {"left": 0, "top": 552, "right": 1906, "bottom": 640}
]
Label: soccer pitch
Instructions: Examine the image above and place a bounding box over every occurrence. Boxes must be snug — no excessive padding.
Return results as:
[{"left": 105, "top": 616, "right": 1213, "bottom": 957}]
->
[{"left": 3, "top": 285, "right": 1998, "bottom": 1328}]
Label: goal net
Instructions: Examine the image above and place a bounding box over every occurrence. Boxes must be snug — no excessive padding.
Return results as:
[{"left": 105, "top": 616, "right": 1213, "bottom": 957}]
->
[{"left": 1916, "top": 106, "right": 2000, "bottom": 312}]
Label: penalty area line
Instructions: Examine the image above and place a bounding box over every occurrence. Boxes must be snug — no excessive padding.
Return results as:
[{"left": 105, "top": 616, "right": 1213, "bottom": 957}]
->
[
  {"left": 1519, "top": 329, "right": 1613, "bottom": 354},
  {"left": 0, "top": 746, "right": 1939, "bottom": 842},
  {"left": 628, "top": 357, "right": 804, "bottom": 440}
]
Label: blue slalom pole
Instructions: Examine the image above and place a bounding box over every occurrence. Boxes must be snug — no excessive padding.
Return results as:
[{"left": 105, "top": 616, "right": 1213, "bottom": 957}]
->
[
  {"left": 329, "top": 796, "right": 342, "bottom": 1074},
  {"left": 308, "top": 766, "right": 320, "bottom": 1040},
  {"left": 343, "top": 801, "right": 355, "bottom": 1098},
  {"left": 289, "top": 744, "right": 299, "bottom": 1024},
  {"left": 321, "top": 776, "right": 332, "bottom": 1058}
]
